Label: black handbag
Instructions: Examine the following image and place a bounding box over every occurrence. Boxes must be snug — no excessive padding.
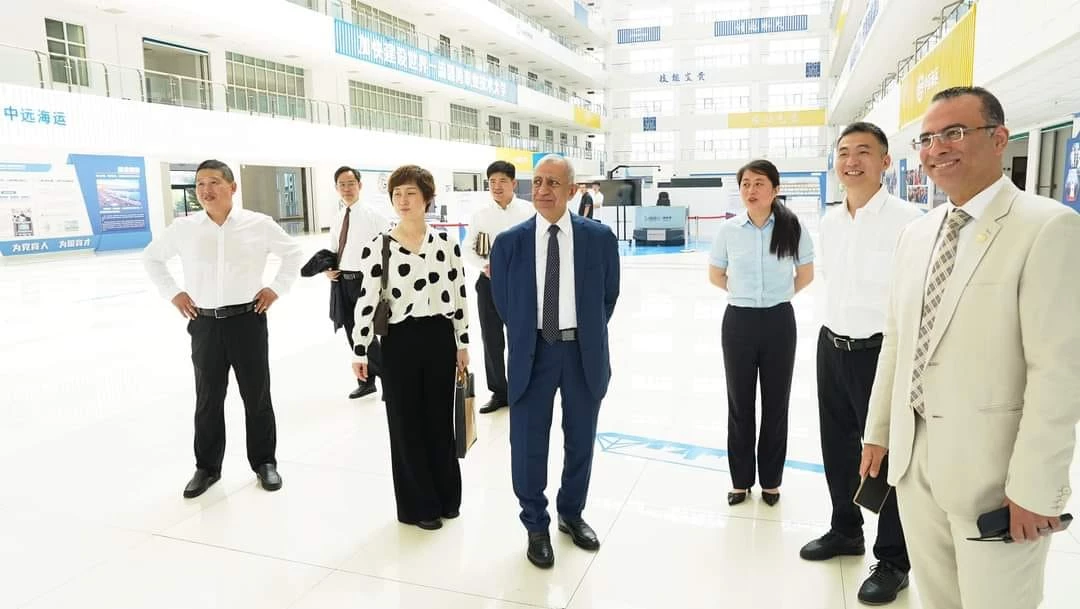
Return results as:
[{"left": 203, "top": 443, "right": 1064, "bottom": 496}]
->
[{"left": 373, "top": 234, "right": 391, "bottom": 336}]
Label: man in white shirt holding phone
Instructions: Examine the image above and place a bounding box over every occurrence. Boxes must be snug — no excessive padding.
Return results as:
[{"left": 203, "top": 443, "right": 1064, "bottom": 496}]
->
[
  {"left": 801, "top": 123, "right": 920, "bottom": 605},
  {"left": 463, "top": 161, "right": 534, "bottom": 414}
]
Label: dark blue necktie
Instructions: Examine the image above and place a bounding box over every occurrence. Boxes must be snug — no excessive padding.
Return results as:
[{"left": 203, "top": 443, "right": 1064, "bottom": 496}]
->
[{"left": 542, "top": 224, "right": 560, "bottom": 344}]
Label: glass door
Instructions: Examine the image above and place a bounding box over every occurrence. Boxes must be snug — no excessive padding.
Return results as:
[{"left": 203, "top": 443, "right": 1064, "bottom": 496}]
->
[{"left": 171, "top": 186, "right": 201, "bottom": 217}]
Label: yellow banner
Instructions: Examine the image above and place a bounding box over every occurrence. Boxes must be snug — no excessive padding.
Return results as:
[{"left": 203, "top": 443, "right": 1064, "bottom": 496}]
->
[
  {"left": 727, "top": 109, "right": 827, "bottom": 129},
  {"left": 899, "top": 6, "right": 977, "bottom": 127},
  {"left": 573, "top": 106, "right": 602, "bottom": 129},
  {"left": 495, "top": 148, "right": 534, "bottom": 174}
]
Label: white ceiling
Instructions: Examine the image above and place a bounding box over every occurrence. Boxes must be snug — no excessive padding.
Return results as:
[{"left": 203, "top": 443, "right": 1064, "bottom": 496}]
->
[
  {"left": 388, "top": 0, "right": 601, "bottom": 89},
  {"left": 985, "top": 33, "right": 1080, "bottom": 131},
  {"left": 502, "top": 0, "right": 605, "bottom": 48}
]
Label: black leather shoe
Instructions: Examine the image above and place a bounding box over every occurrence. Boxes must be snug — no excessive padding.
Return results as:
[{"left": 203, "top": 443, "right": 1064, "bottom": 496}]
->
[
  {"left": 762, "top": 491, "right": 781, "bottom": 506},
  {"left": 349, "top": 382, "right": 377, "bottom": 399},
  {"left": 183, "top": 469, "right": 220, "bottom": 498},
  {"left": 858, "top": 561, "right": 909, "bottom": 605},
  {"left": 479, "top": 398, "right": 508, "bottom": 414},
  {"left": 558, "top": 516, "right": 600, "bottom": 551},
  {"left": 799, "top": 531, "right": 866, "bottom": 561},
  {"left": 416, "top": 518, "right": 443, "bottom": 530},
  {"left": 254, "top": 463, "right": 282, "bottom": 491},
  {"left": 527, "top": 531, "right": 555, "bottom": 568},
  {"left": 727, "top": 490, "right": 750, "bottom": 505}
]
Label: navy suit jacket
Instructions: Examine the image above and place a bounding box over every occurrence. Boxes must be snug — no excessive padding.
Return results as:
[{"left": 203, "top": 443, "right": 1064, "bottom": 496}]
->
[{"left": 490, "top": 213, "right": 620, "bottom": 405}]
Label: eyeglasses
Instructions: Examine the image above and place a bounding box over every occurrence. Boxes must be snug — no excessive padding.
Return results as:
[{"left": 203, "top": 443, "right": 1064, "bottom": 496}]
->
[
  {"left": 912, "top": 125, "right": 997, "bottom": 151},
  {"left": 336, "top": 181, "right": 359, "bottom": 188}
]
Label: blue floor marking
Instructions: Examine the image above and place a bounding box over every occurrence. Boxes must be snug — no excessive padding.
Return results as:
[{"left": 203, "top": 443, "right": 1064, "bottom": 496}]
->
[
  {"left": 597, "top": 432, "right": 825, "bottom": 474},
  {"left": 617, "top": 240, "right": 713, "bottom": 257}
]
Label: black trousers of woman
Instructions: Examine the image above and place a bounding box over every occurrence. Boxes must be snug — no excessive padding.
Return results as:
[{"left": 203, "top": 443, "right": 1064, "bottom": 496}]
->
[
  {"left": 380, "top": 315, "right": 462, "bottom": 523},
  {"left": 721, "top": 302, "right": 797, "bottom": 490}
]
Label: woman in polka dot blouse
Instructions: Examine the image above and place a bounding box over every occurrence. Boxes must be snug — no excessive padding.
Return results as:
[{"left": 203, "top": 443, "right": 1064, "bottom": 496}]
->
[{"left": 351, "top": 164, "right": 471, "bottom": 531}]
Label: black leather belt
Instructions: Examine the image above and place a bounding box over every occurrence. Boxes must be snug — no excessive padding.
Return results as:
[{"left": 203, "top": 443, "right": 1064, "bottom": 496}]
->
[
  {"left": 196, "top": 302, "right": 257, "bottom": 319},
  {"left": 340, "top": 271, "right": 362, "bottom": 281},
  {"left": 538, "top": 328, "right": 577, "bottom": 342},
  {"left": 825, "top": 327, "right": 882, "bottom": 352}
]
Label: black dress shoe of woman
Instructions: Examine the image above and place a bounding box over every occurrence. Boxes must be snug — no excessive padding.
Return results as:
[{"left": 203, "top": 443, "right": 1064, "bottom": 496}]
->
[
  {"left": 728, "top": 490, "right": 750, "bottom": 505},
  {"left": 762, "top": 491, "right": 781, "bottom": 506}
]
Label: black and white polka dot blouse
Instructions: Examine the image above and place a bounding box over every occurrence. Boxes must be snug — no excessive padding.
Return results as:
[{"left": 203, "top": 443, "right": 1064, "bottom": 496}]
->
[{"left": 350, "top": 227, "right": 470, "bottom": 362}]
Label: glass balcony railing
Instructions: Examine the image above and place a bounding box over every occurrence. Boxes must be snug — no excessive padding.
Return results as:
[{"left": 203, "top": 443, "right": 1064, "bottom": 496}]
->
[{"left": 0, "top": 43, "right": 604, "bottom": 161}]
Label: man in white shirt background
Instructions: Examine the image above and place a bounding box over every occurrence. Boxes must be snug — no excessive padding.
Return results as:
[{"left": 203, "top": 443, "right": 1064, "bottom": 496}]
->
[
  {"left": 800, "top": 123, "right": 920, "bottom": 605},
  {"left": 463, "top": 161, "right": 534, "bottom": 413},
  {"left": 142, "top": 159, "right": 304, "bottom": 499},
  {"left": 590, "top": 182, "right": 604, "bottom": 208},
  {"left": 326, "top": 166, "right": 392, "bottom": 399}
]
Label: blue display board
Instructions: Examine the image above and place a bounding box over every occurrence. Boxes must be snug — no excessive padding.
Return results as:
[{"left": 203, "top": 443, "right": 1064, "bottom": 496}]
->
[
  {"left": 0, "top": 155, "right": 150, "bottom": 257},
  {"left": 1063, "top": 135, "right": 1080, "bottom": 211},
  {"left": 617, "top": 26, "right": 662, "bottom": 44},
  {"left": 714, "top": 15, "right": 808, "bottom": 37}
]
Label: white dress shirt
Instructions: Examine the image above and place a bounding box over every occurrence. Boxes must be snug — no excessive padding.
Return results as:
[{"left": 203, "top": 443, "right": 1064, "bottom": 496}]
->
[
  {"left": 928, "top": 174, "right": 1009, "bottom": 272},
  {"left": 350, "top": 228, "right": 470, "bottom": 363},
  {"left": 329, "top": 199, "right": 392, "bottom": 271},
  {"left": 591, "top": 189, "right": 604, "bottom": 207},
  {"left": 820, "top": 186, "right": 923, "bottom": 338},
  {"left": 535, "top": 210, "right": 578, "bottom": 330},
  {"left": 142, "top": 208, "right": 304, "bottom": 309},
  {"left": 463, "top": 197, "right": 534, "bottom": 271}
]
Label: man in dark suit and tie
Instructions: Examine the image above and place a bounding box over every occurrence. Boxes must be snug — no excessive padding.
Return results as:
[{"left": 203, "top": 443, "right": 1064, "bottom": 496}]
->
[{"left": 490, "top": 154, "right": 621, "bottom": 569}]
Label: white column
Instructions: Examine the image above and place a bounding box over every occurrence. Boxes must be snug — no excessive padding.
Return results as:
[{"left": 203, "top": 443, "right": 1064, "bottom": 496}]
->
[{"left": 1025, "top": 128, "right": 1041, "bottom": 193}]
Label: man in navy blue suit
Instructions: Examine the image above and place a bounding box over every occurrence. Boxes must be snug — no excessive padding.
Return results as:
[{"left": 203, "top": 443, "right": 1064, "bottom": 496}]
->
[{"left": 490, "top": 155, "right": 621, "bottom": 569}]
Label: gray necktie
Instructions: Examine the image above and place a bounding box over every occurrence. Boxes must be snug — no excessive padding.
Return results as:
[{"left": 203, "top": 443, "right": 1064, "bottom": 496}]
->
[
  {"left": 541, "top": 224, "right": 560, "bottom": 344},
  {"left": 910, "top": 208, "right": 973, "bottom": 415}
]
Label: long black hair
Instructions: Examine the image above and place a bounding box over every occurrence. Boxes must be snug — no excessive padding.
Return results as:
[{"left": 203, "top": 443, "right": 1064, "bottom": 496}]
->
[{"left": 736, "top": 159, "right": 801, "bottom": 260}]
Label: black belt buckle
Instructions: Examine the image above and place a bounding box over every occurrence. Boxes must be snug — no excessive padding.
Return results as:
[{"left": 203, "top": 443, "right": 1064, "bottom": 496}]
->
[{"left": 214, "top": 307, "right": 228, "bottom": 319}]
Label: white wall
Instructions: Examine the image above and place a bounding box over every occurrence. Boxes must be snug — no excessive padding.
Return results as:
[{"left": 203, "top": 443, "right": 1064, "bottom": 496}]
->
[
  {"left": 973, "top": 0, "right": 1080, "bottom": 85},
  {"left": 8, "top": 0, "right": 590, "bottom": 134},
  {"left": 0, "top": 83, "right": 500, "bottom": 237}
]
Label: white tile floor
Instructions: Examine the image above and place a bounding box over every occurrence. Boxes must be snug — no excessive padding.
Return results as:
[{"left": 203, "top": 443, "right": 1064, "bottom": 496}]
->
[{"left": 1, "top": 234, "right": 1079, "bottom": 609}]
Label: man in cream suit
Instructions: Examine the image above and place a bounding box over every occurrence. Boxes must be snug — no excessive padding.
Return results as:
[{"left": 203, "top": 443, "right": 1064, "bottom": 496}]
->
[{"left": 860, "top": 86, "right": 1080, "bottom": 608}]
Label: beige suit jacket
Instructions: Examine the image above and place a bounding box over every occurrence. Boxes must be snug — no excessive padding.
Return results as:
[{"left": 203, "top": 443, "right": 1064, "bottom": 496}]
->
[{"left": 865, "top": 182, "right": 1080, "bottom": 518}]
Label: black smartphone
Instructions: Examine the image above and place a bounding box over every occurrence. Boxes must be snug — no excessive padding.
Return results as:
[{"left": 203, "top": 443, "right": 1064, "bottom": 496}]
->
[
  {"left": 853, "top": 455, "right": 892, "bottom": 514},
  {"left": 975, "top": 506, "right": 1074, "bottom": 542}
]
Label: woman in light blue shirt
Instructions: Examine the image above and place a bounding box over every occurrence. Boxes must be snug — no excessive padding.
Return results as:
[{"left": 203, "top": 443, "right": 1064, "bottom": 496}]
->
[{"left": 708, "top": 159, "right": 814, "bottom": 507}]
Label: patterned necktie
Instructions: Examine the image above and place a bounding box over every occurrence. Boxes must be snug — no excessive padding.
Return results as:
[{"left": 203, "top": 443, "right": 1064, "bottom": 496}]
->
[
  {"left": 541, "top": 224, "right": 560, "bottom": 344},
  {"left": 337, "top": 206, "right": 351, "bottom": 264},
  {"left": 910, "top": 208, "right": 972, "bottom": 415}
]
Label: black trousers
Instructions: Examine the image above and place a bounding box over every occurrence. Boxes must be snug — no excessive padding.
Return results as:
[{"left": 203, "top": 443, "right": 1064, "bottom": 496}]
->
[
  {"left": 721, "top": 302, "right": 796, "bottom": 490},
  {"left": 817, "top": 326, "right": 910, "bottom": 571},
  {"left": 475, "top": 275, "right": 508, "bottom": 403},
  {"left": 381, "top": 315, "right": 462, "bottom": 523},
  {"left": 342, "top": 275, "right": 383, "bottom": 384},
  {"left": 189, "top": 312, "right": 276, "bottom": 472}
]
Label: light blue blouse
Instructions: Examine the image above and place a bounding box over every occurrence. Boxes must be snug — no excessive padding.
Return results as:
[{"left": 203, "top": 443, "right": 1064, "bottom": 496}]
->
[{"left": 709, "top": 211, "right": 814, "bottom": 308}]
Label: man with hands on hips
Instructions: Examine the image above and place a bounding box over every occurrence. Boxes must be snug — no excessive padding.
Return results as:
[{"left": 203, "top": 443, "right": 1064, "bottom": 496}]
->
[
  {"left": 143, "top": 159, "right": 303, "bottom": 499},
  {"left": 860, "top": 87, "right": 1080, "bottom": 609}
]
